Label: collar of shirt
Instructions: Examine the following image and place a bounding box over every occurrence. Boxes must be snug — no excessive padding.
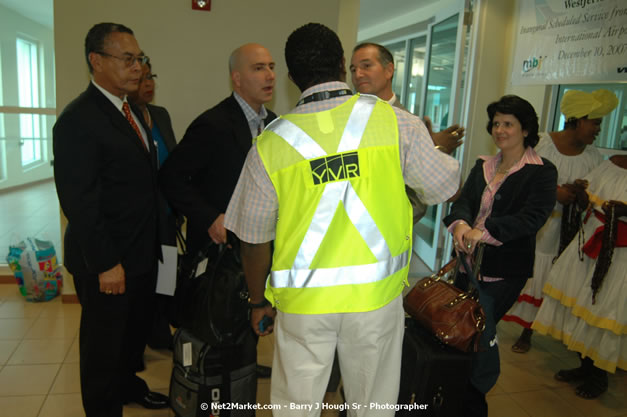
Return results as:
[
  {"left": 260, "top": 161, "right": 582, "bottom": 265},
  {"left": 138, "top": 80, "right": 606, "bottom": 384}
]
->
[
  {"left": 92, "top": 79, "right": 126, "bottom": 113},
  {"left": 91, "top": 80, "right": 149, "bottom": 146},
  {"left": 387, "top": 93, "right": 398, "bottom": 106},
  {"left": 293, "top": 81, "right": 354, "bottom": 114},
  {"left": 480, "top": 146, "right": 544, "bottom": 180},
  {"left": 233, "top": 91, "right": 268, "bottom": 138}
]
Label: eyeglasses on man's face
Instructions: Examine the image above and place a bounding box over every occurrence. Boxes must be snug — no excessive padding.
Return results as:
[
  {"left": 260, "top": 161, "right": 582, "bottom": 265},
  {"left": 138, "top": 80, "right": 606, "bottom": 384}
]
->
[{"left": 97, "top": 52, "right": 149, "bottom": 68}]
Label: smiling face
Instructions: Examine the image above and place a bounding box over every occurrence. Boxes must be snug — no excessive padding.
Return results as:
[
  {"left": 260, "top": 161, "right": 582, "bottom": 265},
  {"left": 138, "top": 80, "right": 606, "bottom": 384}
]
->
[
  {"left": 491, "top": 112, "right": 527, "bottom": 154},
  {"left": 231, "top": 44, "right": 275, "bottom": 113},
  {"left": 575, "top": 117, "right": 602, "bottom": 145},
  {"left": 89, "top": 31, "right": 143, "bottom": 98},
  {"left": 350, "top": 45, "right": 394, "bottom": 100}
]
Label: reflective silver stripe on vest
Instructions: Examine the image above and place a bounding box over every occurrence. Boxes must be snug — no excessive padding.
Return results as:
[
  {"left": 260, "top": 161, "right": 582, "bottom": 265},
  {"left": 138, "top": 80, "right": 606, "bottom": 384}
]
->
[
  {"left": 266, "top": 95, "right": 404, "bottom": 289},
  {"left": 337, "top": 95, "right": 376, "bottom": 152},
  {"left": 267, "top": 118, "right": 326, "bottom": 160},
  {"left": 271, "top": 249, "right": 409, "bottom": 288}
]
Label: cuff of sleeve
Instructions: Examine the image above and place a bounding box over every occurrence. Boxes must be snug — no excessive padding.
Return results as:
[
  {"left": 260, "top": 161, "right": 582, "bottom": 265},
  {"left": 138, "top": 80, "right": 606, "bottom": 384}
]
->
[{"left": 481, "top": 229, "right": 502, "bottom": 246}]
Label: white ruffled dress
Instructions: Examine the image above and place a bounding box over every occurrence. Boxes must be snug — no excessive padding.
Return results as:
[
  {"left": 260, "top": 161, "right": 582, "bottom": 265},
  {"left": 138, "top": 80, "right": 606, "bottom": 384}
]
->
[
  {"left": 532, "top": 160, "right": 627, "bottom": 373},
  {"left": 503, "top": 133, "right": 603, "bottom": 328}
]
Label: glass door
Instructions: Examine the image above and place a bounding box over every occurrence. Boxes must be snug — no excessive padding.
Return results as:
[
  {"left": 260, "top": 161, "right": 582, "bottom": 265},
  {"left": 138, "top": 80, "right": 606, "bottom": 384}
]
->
[{"left": 414, "top": 1, "right": 470, "bottom": 271}]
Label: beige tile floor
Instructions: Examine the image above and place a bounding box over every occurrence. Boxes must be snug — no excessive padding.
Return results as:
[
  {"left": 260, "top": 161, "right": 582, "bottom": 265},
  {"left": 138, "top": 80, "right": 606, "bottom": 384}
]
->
[{"left": 0, "top": 283, "right": 625, "bottom": 417}]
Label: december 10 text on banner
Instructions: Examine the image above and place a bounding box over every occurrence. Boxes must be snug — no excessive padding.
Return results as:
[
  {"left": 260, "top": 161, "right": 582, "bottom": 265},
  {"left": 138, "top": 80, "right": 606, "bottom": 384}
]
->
[{"left": 512, "top": 0, "right": 627, "bottom": 85}]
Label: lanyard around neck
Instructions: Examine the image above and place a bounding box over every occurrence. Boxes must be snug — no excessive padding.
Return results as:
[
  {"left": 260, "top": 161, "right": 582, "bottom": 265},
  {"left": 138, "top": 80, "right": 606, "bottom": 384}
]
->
[{"left": 297, "top": 89, "right": 353, "bottom": 106}]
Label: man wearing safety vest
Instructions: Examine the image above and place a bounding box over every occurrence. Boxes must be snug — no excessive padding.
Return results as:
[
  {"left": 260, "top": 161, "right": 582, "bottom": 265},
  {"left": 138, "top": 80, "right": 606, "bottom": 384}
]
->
[{"left": 225, "top": 23, "right": 460, "bottom": 416}]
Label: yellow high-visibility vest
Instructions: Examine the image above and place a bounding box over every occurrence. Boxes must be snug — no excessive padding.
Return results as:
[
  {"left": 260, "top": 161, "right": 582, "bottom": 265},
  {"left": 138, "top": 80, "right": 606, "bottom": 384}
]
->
[{"left": 256, "top": 94, "right": 412, "bottom": 314}]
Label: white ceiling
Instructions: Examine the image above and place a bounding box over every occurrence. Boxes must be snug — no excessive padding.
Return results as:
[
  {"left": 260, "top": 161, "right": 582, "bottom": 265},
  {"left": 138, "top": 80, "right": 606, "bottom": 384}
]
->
[
  {"left": 359, "top": 0, "right": 439, "bottom": 30},
  {"left": 0, "top": 0, "right": 53, "bottom": 28}
]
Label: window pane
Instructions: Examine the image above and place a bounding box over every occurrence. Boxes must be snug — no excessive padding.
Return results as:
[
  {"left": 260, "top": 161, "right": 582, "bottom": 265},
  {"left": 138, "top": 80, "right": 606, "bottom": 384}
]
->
[
  {"left": 0, "top": 48, "right": 4, "bottom": 181},
  {"left": 385, "top": 41, "right": 406, "bottom": 105},
  {"left": 423, "top": 15, "right": 458, "bottom": 130},
  {"left": 17, "top": 39, "right": 40, "bottom": 108},
  {"left": 16, "top": 38, "right": 43, "bottom": 166},
  {"left": 405, "top": 35, "right": 427, "bottom": 115}
]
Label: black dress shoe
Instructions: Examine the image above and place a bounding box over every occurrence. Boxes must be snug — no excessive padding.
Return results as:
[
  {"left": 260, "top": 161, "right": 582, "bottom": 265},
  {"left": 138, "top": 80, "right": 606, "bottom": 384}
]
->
[
  {"left": 126, "top": 391, "right": 169, "bottom": 409},
  {"left": 256, "top": 364, "right": 272, "bottom": 378}
]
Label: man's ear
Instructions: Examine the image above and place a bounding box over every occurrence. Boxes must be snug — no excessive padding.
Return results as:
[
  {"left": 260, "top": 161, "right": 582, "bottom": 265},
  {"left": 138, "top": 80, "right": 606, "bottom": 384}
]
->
[
  {"left": 385, "top": 62, "right": 394, "bottom": 81},
  {"left": 89, "top": 52, "right": 102, "bottom": 73},
  {"left": 231, "top": 71, "right": 240, "bottom": 88},
  {"left": 339, "top": 56, "right": 347, "bottom": 81}
]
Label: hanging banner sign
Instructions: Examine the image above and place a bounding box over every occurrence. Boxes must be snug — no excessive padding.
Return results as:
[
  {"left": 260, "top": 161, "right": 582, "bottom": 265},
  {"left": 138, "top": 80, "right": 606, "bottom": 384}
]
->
[{"left": 512, "top": 0, "right": 627, "bottom": 85}]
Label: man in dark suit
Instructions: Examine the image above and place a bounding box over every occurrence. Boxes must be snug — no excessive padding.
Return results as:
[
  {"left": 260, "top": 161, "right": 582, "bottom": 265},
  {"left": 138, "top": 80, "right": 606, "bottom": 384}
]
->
[
  {"left": 159, "top": 43, "right": 276, "bottom": 377},
  {"left": 53, "top": 23, "right": 168, "bottom": 417},
  {"left": 160, "top": 43, "right": 276, "bottom": 255}
]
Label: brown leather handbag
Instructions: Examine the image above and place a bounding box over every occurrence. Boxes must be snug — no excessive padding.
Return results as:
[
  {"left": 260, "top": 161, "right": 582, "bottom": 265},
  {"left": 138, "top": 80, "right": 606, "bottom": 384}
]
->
[{"left": 403, "top": 251, "right": 486, "bottom": 353}]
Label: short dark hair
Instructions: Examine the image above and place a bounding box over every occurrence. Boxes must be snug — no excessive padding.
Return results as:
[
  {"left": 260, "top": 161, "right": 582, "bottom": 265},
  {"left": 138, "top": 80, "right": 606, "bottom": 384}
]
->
[
  {"left": 84, "top": 22, "right": 134, "bottom": 73},
  {"left": 486, "top": 95, "right": 540, "bottom": 148},
  {"left": 564, "top": 116, "right": 586, "bottom": 130},
  {"left": 285, "top": 23, "right": 344, "bottom": 92},
  {"left": 353, "top": 42, "right": 393, "bottom": 67}
]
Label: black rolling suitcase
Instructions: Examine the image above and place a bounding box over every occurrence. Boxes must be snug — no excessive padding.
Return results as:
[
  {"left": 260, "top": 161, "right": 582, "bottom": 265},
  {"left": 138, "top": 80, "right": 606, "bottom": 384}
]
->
[
  {"left": 169, "top": 239, "right": 257, "bottom": 417},
  {"left": 396, "top": 319, "right": 472, "bottom": 417},
  {"left": 170, "top": 327, "right": 257, "bottom": 417}
]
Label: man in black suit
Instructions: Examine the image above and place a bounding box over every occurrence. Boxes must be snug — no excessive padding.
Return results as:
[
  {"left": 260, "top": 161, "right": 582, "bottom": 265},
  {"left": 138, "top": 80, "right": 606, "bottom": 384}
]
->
[
  {"left": 53, "top": 23, "right": 168, "bottom": 417},
  {"left": 159, "top": 43, "right": 276, "bottom": 377},
  {"left": 160, "top": 43, "right": 276, "bottom": 254}
]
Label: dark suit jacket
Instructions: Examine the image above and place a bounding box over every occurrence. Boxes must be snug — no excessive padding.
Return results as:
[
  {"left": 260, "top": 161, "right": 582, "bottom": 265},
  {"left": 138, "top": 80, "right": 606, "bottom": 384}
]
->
[
  {"left": 159, "top": 94, "right": 276, "bottom": 256},
  {"left": 146, "top": 103, "right": 179, "bottom": 246},
  {"left": 443, "top": 157, "right": 557, "bottom": 280},
  {"left": 148, "top": 104, "right": 177, "bottom": 153},
  {"left": 53, "top": 83, "right": 161, "bottom": 277}
]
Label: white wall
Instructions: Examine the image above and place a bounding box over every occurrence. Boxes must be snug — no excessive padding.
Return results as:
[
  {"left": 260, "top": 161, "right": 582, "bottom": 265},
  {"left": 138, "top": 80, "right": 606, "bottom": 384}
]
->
[{"left": 54, "top": 0, "right": 360, "bottom": 140}]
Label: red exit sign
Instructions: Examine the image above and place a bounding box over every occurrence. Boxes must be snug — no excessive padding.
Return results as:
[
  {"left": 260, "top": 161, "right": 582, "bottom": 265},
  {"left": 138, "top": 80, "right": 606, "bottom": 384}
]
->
[{"left": 192, "top": 0, "right": 211, "bottom": 11}]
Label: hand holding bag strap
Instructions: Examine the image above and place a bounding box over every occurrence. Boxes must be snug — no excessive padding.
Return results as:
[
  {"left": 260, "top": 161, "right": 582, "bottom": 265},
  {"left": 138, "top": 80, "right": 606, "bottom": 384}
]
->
[
  {"left": 449, "top": 242, "right": 483, "bottom": 285},
  {"left": 455, "top": 243, "right": 484, "bottom": 291}
]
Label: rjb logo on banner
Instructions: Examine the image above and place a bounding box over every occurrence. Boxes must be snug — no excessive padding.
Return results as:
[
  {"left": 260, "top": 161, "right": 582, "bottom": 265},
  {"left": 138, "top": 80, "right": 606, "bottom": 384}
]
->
[{"left": 310, "top": 151, "right": 360, "bottom": 185}]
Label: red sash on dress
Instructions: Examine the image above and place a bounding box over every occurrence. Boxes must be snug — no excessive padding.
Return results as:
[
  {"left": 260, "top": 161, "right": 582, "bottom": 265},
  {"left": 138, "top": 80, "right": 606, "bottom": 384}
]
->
[{"left": 582, "top": 210, "right": 627, "bottom": 259}]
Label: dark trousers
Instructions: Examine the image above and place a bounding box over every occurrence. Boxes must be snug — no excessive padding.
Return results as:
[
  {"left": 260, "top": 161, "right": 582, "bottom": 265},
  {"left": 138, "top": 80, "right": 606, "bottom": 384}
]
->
[
  {"left": 462, "top": 277, "right": 528, "bottom": 417},
  {"left": 73, "top": 266, "right": 157, "bottom": 417}
]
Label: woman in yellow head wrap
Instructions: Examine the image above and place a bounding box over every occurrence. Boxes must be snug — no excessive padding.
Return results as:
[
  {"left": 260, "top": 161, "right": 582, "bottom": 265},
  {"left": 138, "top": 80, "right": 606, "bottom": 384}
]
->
[{"left": 504, "top": 89, "right": 618, "bottom": 356}]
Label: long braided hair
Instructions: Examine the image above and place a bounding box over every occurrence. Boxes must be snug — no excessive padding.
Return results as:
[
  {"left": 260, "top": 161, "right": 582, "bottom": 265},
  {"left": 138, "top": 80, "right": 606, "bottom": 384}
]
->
[
  {"left": 590, "top": 202, "right": 619, "bottom": 304},
  {"left": 555, "top": 201, "right": 584, "bottom": 260}
]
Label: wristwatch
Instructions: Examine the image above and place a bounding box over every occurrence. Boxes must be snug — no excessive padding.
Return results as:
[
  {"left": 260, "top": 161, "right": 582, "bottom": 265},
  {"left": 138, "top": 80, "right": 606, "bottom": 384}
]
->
[{"left": 248, "top": 298, "right": 270, "bottom": 309}]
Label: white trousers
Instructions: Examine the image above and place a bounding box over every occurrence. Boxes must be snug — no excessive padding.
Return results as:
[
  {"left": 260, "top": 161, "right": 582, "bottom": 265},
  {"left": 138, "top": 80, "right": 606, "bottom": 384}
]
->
[{"left": 270, "top": 295, "right": 405, "bottom": 417}]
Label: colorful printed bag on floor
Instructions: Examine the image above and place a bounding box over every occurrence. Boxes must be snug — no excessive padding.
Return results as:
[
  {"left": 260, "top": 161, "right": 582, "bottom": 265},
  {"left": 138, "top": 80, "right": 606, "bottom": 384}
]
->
[{"left": 6, "top": 238, "right": 63, "bottom": 302}]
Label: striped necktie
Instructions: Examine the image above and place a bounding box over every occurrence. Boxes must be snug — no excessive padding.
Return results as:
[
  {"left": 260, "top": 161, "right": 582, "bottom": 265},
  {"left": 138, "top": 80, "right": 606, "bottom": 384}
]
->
[{"left": 122, "top": 102, "right": 148, "bottom": 152}]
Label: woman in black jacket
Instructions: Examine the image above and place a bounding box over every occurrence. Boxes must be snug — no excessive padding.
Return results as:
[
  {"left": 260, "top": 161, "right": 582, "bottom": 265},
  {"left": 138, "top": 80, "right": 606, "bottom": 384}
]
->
[{"left": 443, "top": 95, "right": 557, "bottom": 417}]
